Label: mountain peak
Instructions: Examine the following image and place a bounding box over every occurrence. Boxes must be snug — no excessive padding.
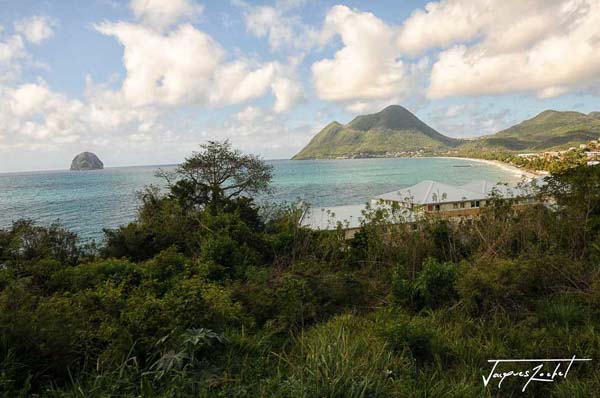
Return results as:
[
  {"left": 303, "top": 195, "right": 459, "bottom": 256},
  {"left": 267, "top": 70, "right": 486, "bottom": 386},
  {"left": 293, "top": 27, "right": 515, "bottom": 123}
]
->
[
  {"left": 347, "top": 105, "right": 417, "bottom": 132},
  {"left": 531, "top": 110, "right": 587, "bottom": 122},
  {"left": 589, "top": 111, "right": 600, "bottom": 119},
  {"left": 292, "top": 105, "right": 457, "bottom": 159}
]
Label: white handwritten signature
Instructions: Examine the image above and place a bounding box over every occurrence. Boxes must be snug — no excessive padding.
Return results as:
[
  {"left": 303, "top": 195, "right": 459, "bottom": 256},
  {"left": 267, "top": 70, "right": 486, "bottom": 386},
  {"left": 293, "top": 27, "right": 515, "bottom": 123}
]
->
[{"left": 482, "top": 355, "right": 592, "bottom": 392}]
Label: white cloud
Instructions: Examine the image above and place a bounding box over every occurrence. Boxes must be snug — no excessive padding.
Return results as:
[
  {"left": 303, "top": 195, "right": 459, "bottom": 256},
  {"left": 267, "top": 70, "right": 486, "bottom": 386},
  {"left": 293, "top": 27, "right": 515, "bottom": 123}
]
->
[
  {"left": 0, "top": 35, "right": 26, "bottom": 80},
  {"left": 130, "top": 0, "right": 203, "bottom": 31},
  {"left": 397, "top": 0, "right": 487, "bottom": 56},
  {"left": 426, "top": 103, "right": 516, "bottom": 137},
  {"left": 96, "top": 22, "right": 223, "bottom": 106},
  {"left": 96, "top": 18, "right": 302, "bottom": 110},
  {"left": 83, "top": 75, "right": 157, "bottom": 131},
  {"left": 0, "top": 73, "right": 157, "bottom": 154},
  {"left": 14, "top": 16, "right": 56, "bottom": 44},
  {"left": 311, "top": 6, "right": 413, "bottom": 104},
  {"left": 397, "top": 0, "right": 574, "bottom": 55},
  {"left": 9, "top": 81, "right": 52, "bottom": 116},
  {"left": 245, "top": 6, "right": 293, "bottom": 50},
  {"left": 242, "top": 3, "right": 318, "bottom": 51},
  {"left": 235, "top": 106, "right": 263, "bottom": 123},
  {"left": 396, "top": 0, "right": 600, "bottom": 99},
  {"left": 218, "top": 107, "right": 317, "bottom": 157},
  {"left": 210, "top": 61, "right": 275, "bottom": 105},
  {"left": 271, "top": 76, "right": 303, "bottom": 113},
  {"left": 0, "top": 80, "right": 84, "bottom": 143}
]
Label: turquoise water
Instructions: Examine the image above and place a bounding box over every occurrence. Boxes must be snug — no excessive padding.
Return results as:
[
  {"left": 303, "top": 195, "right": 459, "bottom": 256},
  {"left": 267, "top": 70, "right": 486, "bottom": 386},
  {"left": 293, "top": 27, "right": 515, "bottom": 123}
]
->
[{"left": 0, "top": 158, "right": 520, "bottom": 242}]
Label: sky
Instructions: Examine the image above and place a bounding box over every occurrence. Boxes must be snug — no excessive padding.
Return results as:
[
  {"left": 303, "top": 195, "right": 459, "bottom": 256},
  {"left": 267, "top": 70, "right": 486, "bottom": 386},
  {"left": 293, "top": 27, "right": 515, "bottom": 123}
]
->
[{"left": 1, "top": 0, "right": 600, "bottom": 172}]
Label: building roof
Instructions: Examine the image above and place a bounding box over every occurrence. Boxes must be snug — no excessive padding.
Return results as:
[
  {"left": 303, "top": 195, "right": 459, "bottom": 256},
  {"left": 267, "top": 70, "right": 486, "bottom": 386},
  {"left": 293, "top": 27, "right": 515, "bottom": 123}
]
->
[
  {"left": 375, "top": 179, "right": 544, "bottom": 205},
  {"left": 374, "top": 180, "right": 482, "bottom": 205},
  {"left": 458, "top": 180, "right": 520, "bottom": 198},
  {"left": 299, "top": 203, "right": 416, "bottom": 231},
  {"left": 301, "top": 178, "right": 544, "bottom": 231}
]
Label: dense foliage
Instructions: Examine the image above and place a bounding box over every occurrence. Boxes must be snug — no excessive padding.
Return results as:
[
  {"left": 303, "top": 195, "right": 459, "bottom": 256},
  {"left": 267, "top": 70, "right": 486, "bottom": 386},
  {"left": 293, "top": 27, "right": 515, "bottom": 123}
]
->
[{"left": 1, "top": 147, "right": 599, "bottom": 396}]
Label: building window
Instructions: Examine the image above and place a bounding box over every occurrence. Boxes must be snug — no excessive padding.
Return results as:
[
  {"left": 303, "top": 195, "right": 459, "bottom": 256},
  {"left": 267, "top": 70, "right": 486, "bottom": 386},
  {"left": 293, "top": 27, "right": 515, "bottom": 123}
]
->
[
  {"left": 453, "top": 203, "right": 459, "bottom": 209},
  {"left": 435, "top": 204, "right": 440, "bottom": 211},
  {"left": 470, "top": 201, "right": 480, "bottom": 208},
  {"left": 460, "top": 202, "right": 465, "bottom": 208}
]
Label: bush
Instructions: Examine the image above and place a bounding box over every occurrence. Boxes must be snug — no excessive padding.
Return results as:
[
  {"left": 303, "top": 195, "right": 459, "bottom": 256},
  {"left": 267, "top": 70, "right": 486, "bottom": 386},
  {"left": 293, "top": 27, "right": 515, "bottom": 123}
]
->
[
  {"left": 383, "top": 316, "right": 451, "bottom": 365},
  {"left": 392, "top": 258, "right": 458, "bottom": 311},
  {"left": 455, "top": 258, "right": 539, "bottom": 315}
]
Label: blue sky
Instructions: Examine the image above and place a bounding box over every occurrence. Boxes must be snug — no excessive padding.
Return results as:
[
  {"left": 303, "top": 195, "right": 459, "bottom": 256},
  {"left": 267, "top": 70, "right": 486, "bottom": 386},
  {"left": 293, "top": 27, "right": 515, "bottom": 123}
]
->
[{"left": 1, "top": 0, "right": 599, "bottom": 172}]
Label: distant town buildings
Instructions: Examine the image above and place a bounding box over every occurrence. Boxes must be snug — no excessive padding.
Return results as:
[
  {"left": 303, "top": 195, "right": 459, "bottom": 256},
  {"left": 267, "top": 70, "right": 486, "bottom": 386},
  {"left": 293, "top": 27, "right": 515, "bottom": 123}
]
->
[{"left": 510, "top": 139, "right": 600, "bottom": 172}]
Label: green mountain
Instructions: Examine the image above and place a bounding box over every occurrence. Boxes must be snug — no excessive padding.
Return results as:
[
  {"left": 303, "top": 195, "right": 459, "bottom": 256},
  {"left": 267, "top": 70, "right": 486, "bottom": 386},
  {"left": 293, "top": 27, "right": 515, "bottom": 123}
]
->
[
  {"left": 294, "top": 107, "right": 600, "bottom": 160},
  {"left": 293, "top": 105, "right": 458, "bottom": 159},
  {"left": 588, "top": 111, "right": 600, "bottom": 120},
  {"left": 461, "top": 110, "right": 600, "bottom": 152}
]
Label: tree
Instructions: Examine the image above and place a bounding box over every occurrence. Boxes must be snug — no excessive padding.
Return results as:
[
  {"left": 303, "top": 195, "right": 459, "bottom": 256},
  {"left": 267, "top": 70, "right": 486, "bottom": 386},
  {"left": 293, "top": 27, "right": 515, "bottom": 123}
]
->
[
  {"left": 541, "top": 164, "right": 600, "bottom": 259},
  {"left": 158, "top": 140, "right": 273, "bottom": 209}
]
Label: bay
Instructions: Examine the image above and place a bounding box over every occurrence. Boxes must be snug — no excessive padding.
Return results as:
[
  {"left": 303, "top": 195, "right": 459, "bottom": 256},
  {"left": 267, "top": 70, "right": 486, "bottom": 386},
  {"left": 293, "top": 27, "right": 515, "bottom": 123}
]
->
[{"left": 0, "top": 158, "right": 522, "bottom": 242}]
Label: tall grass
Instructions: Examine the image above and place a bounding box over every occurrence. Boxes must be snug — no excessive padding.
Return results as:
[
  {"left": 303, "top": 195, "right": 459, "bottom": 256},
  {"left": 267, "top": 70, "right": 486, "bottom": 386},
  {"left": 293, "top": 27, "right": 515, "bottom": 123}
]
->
[{"left": 276, "top": 314, "right": 397, "bottom": 398}]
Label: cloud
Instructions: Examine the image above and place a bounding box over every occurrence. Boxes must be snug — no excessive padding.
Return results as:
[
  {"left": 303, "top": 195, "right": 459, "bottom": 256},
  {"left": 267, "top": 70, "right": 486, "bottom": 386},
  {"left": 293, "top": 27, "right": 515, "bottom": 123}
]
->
[
  {"left": 0, "top": 35, "right": 26, "bottom": 80},
  {"left": 82, "top": 75, "right": 157, "bottom": 131},
  {"left": 396, "top": 0, "right": 574, "bottom": 55},
  {"left": 396, "top": 0, "right": 600, "bottom": 99},
  {"left": 210, "top": 61, "right": 275, "bottom": 105},
  {"left": 241, "top": 2, "right": 318, "bottom": 51},
  {"left": 96, "top": 17, "right": 302, "bottom": 111},
  {"left": 0, "top": 80, "right": 85, "bottom": 143},
  {"left": 426, "top": 103, "right": 516, "bottom": 137},
  {"left": 130, "top": 0, "right": 203, "bottom": 31},
  {"left": 311, "top": 5, "right": 420, "bottom": 107},
  {"left": 96, "top": 22, "right": 223, "bottom": 106},
  {"left": 0, "top": 73, "right": 159, "bottom": 154},
  {"left": 235, "top": 106, "right": 263, "bottom": 123},
  {"left": 218, "top": 107, "right": 317, "bottom": 158},
  {"left": 14, "top": 16, "right": 56, "bottom": 44},
  {"left": 271, "top": 76, "right": 304, "bottom": 113}
]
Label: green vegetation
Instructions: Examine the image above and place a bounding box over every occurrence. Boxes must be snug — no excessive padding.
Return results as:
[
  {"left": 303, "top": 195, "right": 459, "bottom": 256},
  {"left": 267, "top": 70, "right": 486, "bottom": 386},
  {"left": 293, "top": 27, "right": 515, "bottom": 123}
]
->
[
  {"left": 461, "top": 110, "right": 600, "bottom": 152},
  {"left": 292, "top": 105, "right": 459, "bottom": 159},
  {"left": 293, "top": 106, "right": 600, "bottom": 160},
  {"left": 455, "top": 145, "right": 591, "bottom": 173},
  {"left": 1, "top": 142, "right": 600, "bottom": 397}
]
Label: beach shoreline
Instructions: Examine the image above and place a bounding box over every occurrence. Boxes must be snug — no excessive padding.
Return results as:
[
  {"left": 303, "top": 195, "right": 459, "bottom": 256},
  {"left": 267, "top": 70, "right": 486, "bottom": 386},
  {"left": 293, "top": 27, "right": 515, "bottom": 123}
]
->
[{"left": 435, "top": 156, "right": 540, "bottom": 180}]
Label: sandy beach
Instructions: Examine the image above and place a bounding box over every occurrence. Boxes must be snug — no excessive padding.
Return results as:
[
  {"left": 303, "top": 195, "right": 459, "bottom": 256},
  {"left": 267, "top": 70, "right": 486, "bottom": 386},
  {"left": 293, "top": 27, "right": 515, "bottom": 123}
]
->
[{"left": 436, "top": 157, "right": 539, "bottom": 180}]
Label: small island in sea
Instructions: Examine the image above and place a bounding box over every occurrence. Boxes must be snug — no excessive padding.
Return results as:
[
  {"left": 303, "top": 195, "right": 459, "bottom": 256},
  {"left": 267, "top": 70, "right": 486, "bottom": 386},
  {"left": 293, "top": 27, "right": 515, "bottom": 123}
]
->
[{"left": 70, "top": 152, "right": 104, "bottom": 171}]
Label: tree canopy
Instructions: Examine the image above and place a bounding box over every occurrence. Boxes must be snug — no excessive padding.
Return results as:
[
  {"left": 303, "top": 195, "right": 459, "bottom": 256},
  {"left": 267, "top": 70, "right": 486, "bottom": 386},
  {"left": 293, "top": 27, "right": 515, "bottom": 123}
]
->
[{"left": 158, "top": 140, "right": 273, "bottom": 209}]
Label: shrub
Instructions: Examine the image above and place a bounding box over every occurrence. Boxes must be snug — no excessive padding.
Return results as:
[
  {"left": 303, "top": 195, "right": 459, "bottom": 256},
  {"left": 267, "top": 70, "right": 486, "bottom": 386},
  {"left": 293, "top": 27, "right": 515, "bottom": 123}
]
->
[
  {"left": 455, "top": 258, "right": 539, "bottom": 315},
  {"left": 392, "top": 258, "right": 458, "bottom": 311},
  {"left": 383, "top": 316, "right": 451, "bottom": 366}
]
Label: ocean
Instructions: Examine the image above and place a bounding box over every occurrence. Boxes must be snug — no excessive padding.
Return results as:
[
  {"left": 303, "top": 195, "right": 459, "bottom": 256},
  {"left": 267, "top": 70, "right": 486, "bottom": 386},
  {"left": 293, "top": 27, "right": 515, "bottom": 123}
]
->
[{"left": 0, "top": 157, "right": 523, "bottom": 242}]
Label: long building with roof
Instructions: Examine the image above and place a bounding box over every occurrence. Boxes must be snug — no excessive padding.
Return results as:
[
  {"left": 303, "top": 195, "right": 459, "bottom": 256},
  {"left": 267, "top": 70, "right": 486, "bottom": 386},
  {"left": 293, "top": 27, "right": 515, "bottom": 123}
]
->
[{"left": 299, "top": 178, "right": 544, "bottom": 237}]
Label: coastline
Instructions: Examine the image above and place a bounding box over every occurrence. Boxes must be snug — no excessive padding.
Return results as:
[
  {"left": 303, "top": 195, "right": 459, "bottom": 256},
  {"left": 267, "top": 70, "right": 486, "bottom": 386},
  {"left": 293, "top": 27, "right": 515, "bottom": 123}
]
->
[{"left": 436, "top": 156, "right": 540, "bottom": 180}]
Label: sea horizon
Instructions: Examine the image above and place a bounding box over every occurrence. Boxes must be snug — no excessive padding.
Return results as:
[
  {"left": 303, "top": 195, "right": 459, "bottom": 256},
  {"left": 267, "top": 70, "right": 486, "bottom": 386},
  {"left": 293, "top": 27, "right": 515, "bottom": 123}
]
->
[{"left": 0, "top": 157, "right": 524, "bottom": 242}]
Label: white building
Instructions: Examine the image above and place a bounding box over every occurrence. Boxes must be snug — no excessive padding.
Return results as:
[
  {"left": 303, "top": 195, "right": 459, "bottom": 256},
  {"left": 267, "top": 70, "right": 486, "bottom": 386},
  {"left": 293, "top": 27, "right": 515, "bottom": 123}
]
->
[
  {"left": 299, "top": 179, "right": 544, "bottom": 236},
  {"left": 299, "top": 203, "right": 416, "bottom": 238}
]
